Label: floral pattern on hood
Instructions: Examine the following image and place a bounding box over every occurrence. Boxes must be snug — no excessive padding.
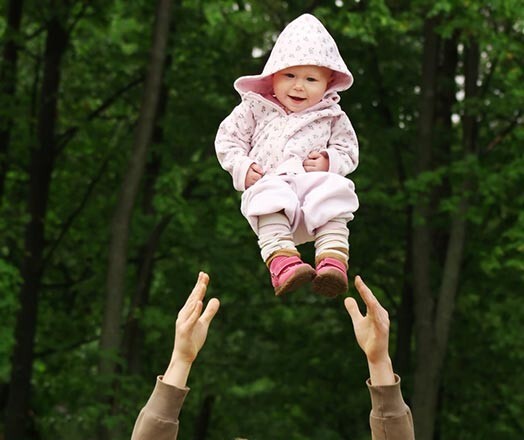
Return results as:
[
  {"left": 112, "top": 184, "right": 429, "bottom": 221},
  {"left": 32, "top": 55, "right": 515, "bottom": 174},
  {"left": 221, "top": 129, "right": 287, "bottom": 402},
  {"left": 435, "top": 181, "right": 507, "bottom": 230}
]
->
[{"left": 234, "top": 14, "right": 353, "bottom": 96}]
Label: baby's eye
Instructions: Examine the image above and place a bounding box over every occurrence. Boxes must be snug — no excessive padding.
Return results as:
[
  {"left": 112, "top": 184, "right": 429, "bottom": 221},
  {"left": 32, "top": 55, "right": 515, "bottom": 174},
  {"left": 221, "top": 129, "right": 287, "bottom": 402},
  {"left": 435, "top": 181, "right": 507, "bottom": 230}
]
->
[
  {"left": 284, "top": 73, "right": 295, "bottom": 78},
  {"left": 307, "top": 77, "right": 318, "bottom": 82}
]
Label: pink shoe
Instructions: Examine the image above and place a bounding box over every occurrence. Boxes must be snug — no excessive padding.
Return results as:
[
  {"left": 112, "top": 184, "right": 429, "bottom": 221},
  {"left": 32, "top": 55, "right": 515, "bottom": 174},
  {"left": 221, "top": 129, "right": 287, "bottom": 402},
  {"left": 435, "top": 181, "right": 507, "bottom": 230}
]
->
[
  {"left": 312, "top": 257, "right": 348, "bottom": 298},
  {"left": 269, "top": 255, "right": 315, "bottom": 296}
]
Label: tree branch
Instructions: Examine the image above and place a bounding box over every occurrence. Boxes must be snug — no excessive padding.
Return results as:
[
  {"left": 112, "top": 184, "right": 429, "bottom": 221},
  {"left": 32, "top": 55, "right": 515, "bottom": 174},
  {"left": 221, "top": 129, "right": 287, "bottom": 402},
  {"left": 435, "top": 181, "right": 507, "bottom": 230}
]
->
[
  {"left": 42, "top": 152, "right": 110, "bottom": 267},
  {"left": 55, "top": 75, "right": 144, "bottom": 153},
  {"left": 483, "top": 113, "right": 522, "bottom": 155},
  {"left": 67, "top": 0, "right": 91, "bottom": 35}
]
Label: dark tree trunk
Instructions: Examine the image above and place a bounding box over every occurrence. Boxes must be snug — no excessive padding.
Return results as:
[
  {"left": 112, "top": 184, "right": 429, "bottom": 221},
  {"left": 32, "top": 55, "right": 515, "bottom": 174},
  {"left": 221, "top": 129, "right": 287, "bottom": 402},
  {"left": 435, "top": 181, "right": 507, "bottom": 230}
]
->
[
  {"left": 122, "top": 56, "right": 172, "bottom": 374},
  {"left": 193, "top": 394, "right": 215, "bottom": 440},
  {"left": 123, "top": 214, "right": 171, "bottom": 373},
  {"left": 393, "top": 219, "right": 413, "bottom": 377},
  {"left": 369, "top": 48, "right": 415, "bottom": 378},
  {"left": 397, "top": 31, "right": 458, "bottom": 390},
  {"left": 98, "top": 0, "right": 172, "bottom": 437},
  {"left": 412, "top": 22, "right": 479, "bottom": 440},
  {"left": 0, "top": 0, "right": 24, "bottom": 202},
  {"left": 411, "top": 16, "right": 440, "bottom": 440},
  {"left": 4, "top": 17, "right": 68, "bottom": 440},
  {"left": 432, "top": 34, "right": 459, "bottom": 261}
]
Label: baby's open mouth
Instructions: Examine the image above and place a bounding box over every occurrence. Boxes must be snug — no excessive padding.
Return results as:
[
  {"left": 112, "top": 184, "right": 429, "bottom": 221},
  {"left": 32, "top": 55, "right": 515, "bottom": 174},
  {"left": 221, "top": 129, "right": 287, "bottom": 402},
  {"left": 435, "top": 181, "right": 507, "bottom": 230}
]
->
[{"left": 289, "top": 95, "right": 306, "bottom": 102}]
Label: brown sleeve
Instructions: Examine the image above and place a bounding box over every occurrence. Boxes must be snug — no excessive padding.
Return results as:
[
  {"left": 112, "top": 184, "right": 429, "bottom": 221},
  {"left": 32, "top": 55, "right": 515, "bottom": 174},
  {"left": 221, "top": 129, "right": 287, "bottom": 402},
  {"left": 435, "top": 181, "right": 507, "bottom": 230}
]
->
[
  {"left": 367, "top": 375, "right": 415, "bottom": 440},
  {"left": 131, "top": 376, "right": 189, "bottom": 440}
]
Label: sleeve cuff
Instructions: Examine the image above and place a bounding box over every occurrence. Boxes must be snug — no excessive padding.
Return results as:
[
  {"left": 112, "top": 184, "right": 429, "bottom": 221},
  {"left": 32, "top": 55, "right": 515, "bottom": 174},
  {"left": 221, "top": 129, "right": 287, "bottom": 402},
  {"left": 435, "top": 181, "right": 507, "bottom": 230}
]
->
[
  {"left": 324, "top": 149, "right": 344, "bottom": 175},
  {"left": 144, "top": 376, "right": 189, "bottom": 422},
  {"left": 366, "top": 374, "right": 409, "bottom": 418},
  {"left": 233, "top": 158, "right": 256, "bottom": 191}
]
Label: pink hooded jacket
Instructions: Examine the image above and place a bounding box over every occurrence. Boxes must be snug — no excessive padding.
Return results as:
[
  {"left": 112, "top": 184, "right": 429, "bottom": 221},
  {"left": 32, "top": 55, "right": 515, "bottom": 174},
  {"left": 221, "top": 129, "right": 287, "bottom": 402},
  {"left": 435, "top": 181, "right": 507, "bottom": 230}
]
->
[{"left": 215, "top": 14, "right": 359, "bottom": 192}]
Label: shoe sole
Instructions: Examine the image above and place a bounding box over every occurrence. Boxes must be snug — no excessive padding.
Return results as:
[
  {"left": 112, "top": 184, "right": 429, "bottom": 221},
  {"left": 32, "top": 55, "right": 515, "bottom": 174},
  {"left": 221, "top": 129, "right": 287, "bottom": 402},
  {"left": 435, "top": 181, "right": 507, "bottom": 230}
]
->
[
  {"left": 312, "top": 269, "right": 348, "bottom": 298},
  {"left": 274, "top": 265, "right": 316, "bottom": 296}
]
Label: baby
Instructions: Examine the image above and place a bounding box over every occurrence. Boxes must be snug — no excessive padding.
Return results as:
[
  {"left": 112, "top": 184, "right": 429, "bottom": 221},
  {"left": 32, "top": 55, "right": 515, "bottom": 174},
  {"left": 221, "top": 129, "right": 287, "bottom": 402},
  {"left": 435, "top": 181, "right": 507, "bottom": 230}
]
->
[{"left": 215, "top": 14, "right": 359, "bottom": 297}]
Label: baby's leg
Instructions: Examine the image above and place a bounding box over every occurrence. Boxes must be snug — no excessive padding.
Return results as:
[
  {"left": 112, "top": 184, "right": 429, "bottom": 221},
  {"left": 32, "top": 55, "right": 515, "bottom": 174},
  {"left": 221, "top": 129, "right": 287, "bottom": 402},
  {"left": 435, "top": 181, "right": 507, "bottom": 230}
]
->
[
  {"left": 258, "top": 212, "right": 297, "bottom": 262},
  {"left": 258, "top": 212, "right": 315, "bottom": 296},
  {"left": 240, "top": 175, "right": 301, "bottom": 232},
  {"left": 314, "top": 218, "right": 349, "bottom": 266},
  {"left": 312, "top": 219, "right": 350, "bottom": 298},
  {"left": 241, "top": 176, "right": 315, "bottom": 296},
  {"left": 294, "top": 173, "right": 358, "bottom": 297}
]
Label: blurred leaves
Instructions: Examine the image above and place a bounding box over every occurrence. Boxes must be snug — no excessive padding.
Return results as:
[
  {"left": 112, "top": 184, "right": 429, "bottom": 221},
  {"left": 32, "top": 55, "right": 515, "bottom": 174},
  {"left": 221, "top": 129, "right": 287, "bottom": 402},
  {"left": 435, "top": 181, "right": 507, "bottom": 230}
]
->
[{"left": 0, "top": 0, "right": 523, "bottom": 439}]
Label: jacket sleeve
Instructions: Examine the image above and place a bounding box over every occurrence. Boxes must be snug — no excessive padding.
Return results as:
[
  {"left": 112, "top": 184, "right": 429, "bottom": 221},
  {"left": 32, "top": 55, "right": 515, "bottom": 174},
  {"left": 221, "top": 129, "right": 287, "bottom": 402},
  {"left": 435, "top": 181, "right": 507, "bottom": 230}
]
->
[
  {"left": 367, "top": 375, "right": 415, "bottom": 440},
  {"left": 215, "top": 100, "right": 257, "bottom": 191},
  {"left": 323, "top": 113, "right": 359, "bottom": 176},
  {"left": 131, "top": 376, "right": 189, "bottom": 440}
]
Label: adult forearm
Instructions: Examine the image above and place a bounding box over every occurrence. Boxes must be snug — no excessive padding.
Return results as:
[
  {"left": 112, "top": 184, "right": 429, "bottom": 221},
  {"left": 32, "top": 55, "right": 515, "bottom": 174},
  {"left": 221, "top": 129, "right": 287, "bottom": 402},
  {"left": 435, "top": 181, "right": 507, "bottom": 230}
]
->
[
  {"left": 367, "top": 355, "right": 395, "bottom": 386},
  {"left": 163, "top": 359, "right": 193, "bottom": 388}
]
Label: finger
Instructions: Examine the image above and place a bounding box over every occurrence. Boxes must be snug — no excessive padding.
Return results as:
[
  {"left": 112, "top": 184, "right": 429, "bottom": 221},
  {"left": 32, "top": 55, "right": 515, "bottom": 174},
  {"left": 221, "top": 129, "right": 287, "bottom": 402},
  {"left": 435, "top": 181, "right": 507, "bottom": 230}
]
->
[
  {"left": 200, "top": 298, "right": 220, "bottom": 325},
  {"left": 189, "top": 272, "right": 209, "bottom": 301},
  {"left": 344, "top": 296, "right": 363, "bottom": 325},
  {"left": 252, "top": 163, "right": 263, "bottom": 174},
  {"left": 308, "top": 151, "right": 321, "bottom": 159},
  {"left": 177, "top": 298, "right": 198, "bottom": 326},
  {"left": 354, "top": 275, "right": 378, "bottom": 313},
  {"left": 184, "top": 300, "right": 204, "bottom": 329},
  {"left": 180, "top": 272, "right": 209, "bottom": 319}
]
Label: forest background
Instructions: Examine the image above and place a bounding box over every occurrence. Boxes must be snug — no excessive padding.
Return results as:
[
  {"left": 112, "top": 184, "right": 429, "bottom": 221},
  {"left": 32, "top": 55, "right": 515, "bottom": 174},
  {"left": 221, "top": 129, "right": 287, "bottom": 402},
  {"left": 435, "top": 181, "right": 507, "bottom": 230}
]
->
[{"left": 0, "top": 0, "right": 523, "bottom": 439}]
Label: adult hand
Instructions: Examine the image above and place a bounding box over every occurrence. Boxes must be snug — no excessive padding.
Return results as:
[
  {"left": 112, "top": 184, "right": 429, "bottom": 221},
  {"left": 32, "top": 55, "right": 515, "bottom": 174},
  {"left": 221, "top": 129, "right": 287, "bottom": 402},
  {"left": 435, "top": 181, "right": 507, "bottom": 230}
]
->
[
  {"left": 172, "top": 272, "right": 220, "bottom": 365},
  {"left": 344, "top": 276, "right": 395, "bottom": 385},
  {"left": 164, "top": 272, "right": 220, "bottom": 388},
  {"left": 245, "top": 163, "right": 264, "bottom": 189},
  {"left": 303, "top": 151, "right": 329, "bottom": 172}
]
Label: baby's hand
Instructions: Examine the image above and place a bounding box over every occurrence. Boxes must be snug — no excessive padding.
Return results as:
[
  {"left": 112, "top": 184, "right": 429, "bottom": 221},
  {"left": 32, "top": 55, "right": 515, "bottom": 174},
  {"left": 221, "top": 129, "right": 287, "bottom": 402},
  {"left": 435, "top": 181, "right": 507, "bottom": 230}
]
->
[
  {"left": 245, "top": 163, "right": 264, "bottom": 189},
  {"left": 303, "top": 151, "right": 329, "bottom": 172}
]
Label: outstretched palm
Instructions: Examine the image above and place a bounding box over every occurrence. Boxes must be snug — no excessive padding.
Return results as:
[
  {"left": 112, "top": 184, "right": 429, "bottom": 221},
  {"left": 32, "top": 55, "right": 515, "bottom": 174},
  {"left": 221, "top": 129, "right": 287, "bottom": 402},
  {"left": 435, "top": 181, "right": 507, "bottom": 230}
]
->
[
  {"left": 173, "top": 272, "right": 220, "bottom": 364},
  {"left": 344, "top": 276, "right": 390, "bottom": 364}
]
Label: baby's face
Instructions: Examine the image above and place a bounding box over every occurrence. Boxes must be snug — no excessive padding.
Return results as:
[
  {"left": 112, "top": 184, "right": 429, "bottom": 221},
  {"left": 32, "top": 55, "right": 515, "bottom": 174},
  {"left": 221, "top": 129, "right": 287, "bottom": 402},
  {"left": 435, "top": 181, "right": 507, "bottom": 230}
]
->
[{"left": 272, "top": 65, "right": 332, "bottom": 113}]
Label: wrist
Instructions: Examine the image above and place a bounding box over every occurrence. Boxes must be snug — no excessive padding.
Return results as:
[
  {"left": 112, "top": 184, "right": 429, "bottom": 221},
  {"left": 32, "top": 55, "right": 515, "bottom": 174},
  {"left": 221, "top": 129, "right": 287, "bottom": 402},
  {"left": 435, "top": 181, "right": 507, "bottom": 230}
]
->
[
  {"left": 170, "top": 355, "right": 194, "bottom": 368},
  {"left": 368, "top": 356, "right": 395, "bottom": 386},
  {"left": 163, "top": 357, "right": 193, "bottom": 388}
]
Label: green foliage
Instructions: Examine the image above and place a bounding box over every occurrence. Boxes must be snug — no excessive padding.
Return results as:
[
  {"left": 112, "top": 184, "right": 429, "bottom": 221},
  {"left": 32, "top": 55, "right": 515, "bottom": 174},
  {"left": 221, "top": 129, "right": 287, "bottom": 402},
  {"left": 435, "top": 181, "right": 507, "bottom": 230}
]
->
[
  {"left": 0, "top": 0, "right": 523, "bottom": 438},
  {"left": 0, "top": 258, "right": 20, "bottom": 380}
]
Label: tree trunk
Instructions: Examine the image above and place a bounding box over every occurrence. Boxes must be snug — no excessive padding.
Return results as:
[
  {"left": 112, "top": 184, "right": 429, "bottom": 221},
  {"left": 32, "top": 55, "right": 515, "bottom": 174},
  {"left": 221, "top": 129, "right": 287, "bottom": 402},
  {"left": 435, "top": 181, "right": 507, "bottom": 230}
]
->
[
  {"left": 122, "top": 50, "right": 172, "bottom": 374},
  {"left": 123, "top": 214, "right": 171, "bottom": 373},
  {"left": 432, "top": 34, "right": 459, "bottom": 262},
  {"left": 0, "top": 0, "right": 24, "bottom": 203},
  {"left": 193, "top": 394, "right": 215, "bottom": 440},
  {"left": 412, "top": 23, "right": 479, "bottom": 440},
  {"left": 4, "top": 17, "right": 68, "bottom": 440},
  {"left": 368, "top": 47, "right": 416, "bottom": 378},
  {"left": 98, "top": 0, "right": 172, "bottom": 435},
  {"left": 393, "top": 215, "right": 413, "bottom": 377},
  {"left": 411, "top": 16, "right": 440, "bottom": 440}
]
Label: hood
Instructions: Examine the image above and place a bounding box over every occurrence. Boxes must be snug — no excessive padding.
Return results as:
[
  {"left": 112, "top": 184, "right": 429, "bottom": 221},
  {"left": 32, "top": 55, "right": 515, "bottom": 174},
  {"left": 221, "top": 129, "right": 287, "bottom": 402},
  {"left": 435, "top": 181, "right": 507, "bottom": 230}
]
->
[{"left": 234, "top": 14, "right": 353, "bottom": 96}]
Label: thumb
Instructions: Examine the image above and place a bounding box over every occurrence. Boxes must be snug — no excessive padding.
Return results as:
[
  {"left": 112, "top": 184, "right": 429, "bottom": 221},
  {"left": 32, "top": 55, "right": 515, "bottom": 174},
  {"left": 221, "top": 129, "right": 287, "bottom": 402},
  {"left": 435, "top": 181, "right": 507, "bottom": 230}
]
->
[
  {"left": 308, "top": 151, "right": 321, "bottom": 159},
  {"left": 344, "top": 297, "right": 362, "bottom": 325},
  {"left": 200, "top": 298, "right": 220, "bottom": 326}
]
